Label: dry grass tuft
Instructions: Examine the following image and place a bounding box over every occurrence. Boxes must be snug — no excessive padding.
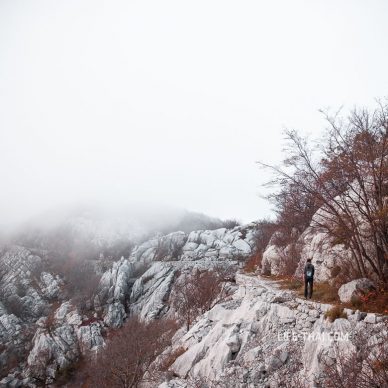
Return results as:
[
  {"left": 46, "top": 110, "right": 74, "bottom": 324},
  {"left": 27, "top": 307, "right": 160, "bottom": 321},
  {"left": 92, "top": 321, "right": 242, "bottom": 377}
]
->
[
  {"left": 324, "top": 305, "right": 347, "bottom": 322},
  {"left": 310, "top": 282, "right": 339, "bottom": 303},
  {"left": 159, "top": 347, "right": 187, "bottom": 371},
  {"left": 244, "top": 253, "right": 262, "bottom": 273},
  {"left": 277, "top": 275, "right": 303, "bottom": 290},
  {"left": 275, "top": 277, "right": 339, "bottom": 303},
  {"left": 345, "top": 288, "right": 388, "bottom": 315}
]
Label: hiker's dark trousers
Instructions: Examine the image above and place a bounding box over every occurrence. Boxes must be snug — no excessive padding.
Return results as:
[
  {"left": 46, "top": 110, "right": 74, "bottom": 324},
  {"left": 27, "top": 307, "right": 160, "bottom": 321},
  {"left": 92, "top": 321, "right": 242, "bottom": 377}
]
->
[{"left": 304, "top": 278, "right": 313, "bottom": 298}]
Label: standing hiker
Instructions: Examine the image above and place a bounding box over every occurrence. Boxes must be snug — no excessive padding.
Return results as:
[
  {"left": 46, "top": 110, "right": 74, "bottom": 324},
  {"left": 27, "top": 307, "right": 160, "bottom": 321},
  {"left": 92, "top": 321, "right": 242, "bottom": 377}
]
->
[{"left": 304, "top": 258, "right": 315, "bottom": 299}]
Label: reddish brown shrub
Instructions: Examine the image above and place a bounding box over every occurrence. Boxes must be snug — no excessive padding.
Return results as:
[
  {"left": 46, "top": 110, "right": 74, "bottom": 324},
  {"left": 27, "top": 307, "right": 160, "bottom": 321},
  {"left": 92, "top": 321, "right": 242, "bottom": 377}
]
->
[
  {"left": 172, "top": 268, "right": 232, "bottom": 331},
  {"left": 321, "top": 324, "right": 388, "bottom": 388},
  {"left": 82, "top": 317, "right": 177, "bottom": 388}
]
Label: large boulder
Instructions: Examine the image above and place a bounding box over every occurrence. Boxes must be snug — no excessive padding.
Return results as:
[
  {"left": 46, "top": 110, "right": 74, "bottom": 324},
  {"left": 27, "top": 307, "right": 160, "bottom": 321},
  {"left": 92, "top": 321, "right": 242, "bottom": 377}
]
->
[
  {"left": 261, "top": 232, "right": 289, "bottom": 275},
  {"left": 295, "top": 228, "right": 349, "bottom": 282},
  {"left": 338, "top": 278, "right": 376, "bottom": 303}
]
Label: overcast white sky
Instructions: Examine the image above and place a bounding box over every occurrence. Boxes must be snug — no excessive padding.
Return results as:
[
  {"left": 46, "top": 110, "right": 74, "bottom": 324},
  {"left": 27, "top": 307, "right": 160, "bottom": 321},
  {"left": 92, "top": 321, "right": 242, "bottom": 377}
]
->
[{"left": 1, "top": 0, "right": 388, "bottom": 226}]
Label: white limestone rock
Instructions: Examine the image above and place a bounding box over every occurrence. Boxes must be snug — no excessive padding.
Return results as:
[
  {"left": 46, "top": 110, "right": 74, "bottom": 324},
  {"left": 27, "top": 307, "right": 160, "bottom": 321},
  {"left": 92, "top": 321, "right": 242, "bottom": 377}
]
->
[
  {"left": 131, "top": 231, "right": 188, "bottom": 262},
  {"left": 295, "top": 228, "right": 348, "bottom": 282},
  {"left": 232, "top": 239, "right": 251, "bottom": 254},
  {"left": 40, "top": 272, "right": 61, "bottom": 300},
  {"left": 98, "top": 258, "right": 134, "bottom": 304},
  {"left": 130, "top": 262, "right": 176, "bottom": 320},
  {"left": 103, "top": 302, "right": 126, "bottom": 328},
  {"left": 364, "top": 313, "right": 377, "bottom": 324},
  {"left": 261, "top": 235, "right": 293, "bottom": 276},
  {"left": 226, "top": 332, "right": 241, "bottom": 353},
  {"left": 54, "top": 302, "right": 82, "bottom": 326},
  {"left": 338, "top": 278, "right": 376, "bottom": 303},
  {"left": 162, "top": 274, "right": 387, "bottom": 387},
  {"left": 76, "top": 323, "right": 105, "bottom": 352},
  {"left": 27, "top": 325, "right": 79, "bottom": 382},
  {"left": 130, "top": 223, "right": 258, "bottom": 265}
]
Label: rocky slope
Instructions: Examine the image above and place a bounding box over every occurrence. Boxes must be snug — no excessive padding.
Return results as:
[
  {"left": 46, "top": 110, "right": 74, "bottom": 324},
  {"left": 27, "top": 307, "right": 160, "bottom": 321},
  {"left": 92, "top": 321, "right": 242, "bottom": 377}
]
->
[
  {"left": 0, "top": 222, "right": 258, "bottom": 386},
  {"left": 261, "top": 226, "right": 346, "bottom": 282},
  {"left": 0, "top": 246, "right": 105, "bottom": 386},
  {"left": 1, "top": 219, "right": 387, "bottom": 387},
  {"left": 262, "top": 185, "right": 388, "bottom": 283},
  {"left": 262, "top": 209, "right": 354, "bottom": 283},
  {"left": 97, "top": 223, "right": 257, "bottom": 328},
  {"left": 158, "top": 274, "right": 387, "bottom": 387}
]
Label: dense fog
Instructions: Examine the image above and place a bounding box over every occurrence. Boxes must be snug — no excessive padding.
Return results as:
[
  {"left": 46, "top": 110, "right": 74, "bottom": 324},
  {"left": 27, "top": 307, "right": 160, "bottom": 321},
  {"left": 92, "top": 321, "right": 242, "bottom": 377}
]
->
[{"left": 1, "top": 0, "right": 388, "bottom": 230}]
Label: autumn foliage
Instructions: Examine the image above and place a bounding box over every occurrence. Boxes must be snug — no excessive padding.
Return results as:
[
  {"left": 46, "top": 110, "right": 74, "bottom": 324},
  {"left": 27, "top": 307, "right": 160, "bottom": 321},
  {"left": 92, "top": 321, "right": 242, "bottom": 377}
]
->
[
  {"left": 260, "top": 103, "right": 388, "bottom": 286},
  {"left": 77, "top": 317, "right": 177, "bottom": 388},
  {"left": 172, "top": 267, "right": 233, "bottom": 331}
]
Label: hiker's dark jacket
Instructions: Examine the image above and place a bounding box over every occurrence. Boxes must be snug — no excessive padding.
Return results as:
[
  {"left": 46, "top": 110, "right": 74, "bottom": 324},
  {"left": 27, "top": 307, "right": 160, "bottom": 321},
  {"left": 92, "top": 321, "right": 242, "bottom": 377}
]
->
[{"left": 304, "top": 263, "right": 315, "bottom": 279}]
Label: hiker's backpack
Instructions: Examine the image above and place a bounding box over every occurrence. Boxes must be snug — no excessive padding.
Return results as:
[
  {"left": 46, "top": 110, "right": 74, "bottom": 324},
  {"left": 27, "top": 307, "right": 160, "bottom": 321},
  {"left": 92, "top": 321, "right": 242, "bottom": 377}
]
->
[{"left": 306, "top": 265, "right": 313, "bottom": 279}]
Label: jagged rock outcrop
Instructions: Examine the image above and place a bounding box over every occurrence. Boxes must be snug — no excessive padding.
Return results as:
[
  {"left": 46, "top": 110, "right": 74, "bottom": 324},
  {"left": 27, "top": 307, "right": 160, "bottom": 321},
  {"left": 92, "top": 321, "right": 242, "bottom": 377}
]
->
[
  {"left": 159, "top": 274, "right": 387, "bottom": 387},
  {"left": 130, "top": 223, "right": 257, "bottom": 263},
  {"left": 98, "top": 223, "right": 259, "bottom": 327},
  {"left": 0, "top": 246, "right": 105, "bottom": 385},
  {"left": 27, "top": 325, "right": 80, "bottom": 381},
  {"left": 26, "top": 301, "right": 105, "bottom": 383},
  {"left": 261, "top": 231, "right": 294, "bottom": 276},
  {"left": 263, "top": 189, "right": 387, "bottom": 283},
  {"left": 294, "top": 227, "right": 348, "bottom": 281},
  {"left": 97, "top": 258, "right": 136, "bottom": 327},
  {"left": 262, "top": 223, "right": 348, "bottom": 281},
  {"left": 0, "top": 246, "right": 65, "bottom": 384},
  {"left": 0, "top": 246, "right": 61, "bottom": 317},
  {"left": 262, "top": 228, "right": 353, "bottom": 283},
  {"left": 130, "top": 262, "right": 176, "bottom": 320},
  {"left": 2, "top": 219, "right": 387, "bottom": 387}
]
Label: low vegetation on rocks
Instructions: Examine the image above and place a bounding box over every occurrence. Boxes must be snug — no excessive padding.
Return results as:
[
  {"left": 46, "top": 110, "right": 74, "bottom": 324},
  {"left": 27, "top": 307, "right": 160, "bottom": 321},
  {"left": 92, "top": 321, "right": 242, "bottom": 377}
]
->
[
  {"left": 320, "top": 322, "right": 388, "bottom": 388},
  {"left": 73, "top": 317, "right": 178, "bottom": 387},
  {"left": 324, "top": 305, "right": 348, "bottom": 322},
  {"left": 347, "top": 288, "right": 388, "bottom": 315},
  {"left": 171, "top": 266, "right": 235, "bottom": 331}
]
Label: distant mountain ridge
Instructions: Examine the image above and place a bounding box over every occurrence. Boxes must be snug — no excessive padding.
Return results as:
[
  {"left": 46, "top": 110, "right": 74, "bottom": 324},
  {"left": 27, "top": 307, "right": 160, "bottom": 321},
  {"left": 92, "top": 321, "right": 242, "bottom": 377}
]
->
[{"left": 8, "top": 203, "right": 232, "bottom": 259}]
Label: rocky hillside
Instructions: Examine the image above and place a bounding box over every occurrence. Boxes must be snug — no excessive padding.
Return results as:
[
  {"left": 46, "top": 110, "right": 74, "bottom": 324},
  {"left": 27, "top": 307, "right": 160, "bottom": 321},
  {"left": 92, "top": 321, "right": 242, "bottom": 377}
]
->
[
  {"left": 262, "top": 200, "right": 388, "bottom": 284},
  {"left": 159, "top": 274, "right": 387, "bottom": 387},
  {"left": 0, "top": 222, "right": 258, "bottom": 386},
  {"left": 2, "top": 216, "right": 386, "bottom": 387}
]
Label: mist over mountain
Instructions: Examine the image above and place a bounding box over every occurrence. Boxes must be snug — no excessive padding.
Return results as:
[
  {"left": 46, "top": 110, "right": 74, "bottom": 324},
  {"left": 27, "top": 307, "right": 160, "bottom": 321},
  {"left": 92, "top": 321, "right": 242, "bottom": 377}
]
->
[{"left": 6, "top": 202, "right": 236, "bottom": 260}]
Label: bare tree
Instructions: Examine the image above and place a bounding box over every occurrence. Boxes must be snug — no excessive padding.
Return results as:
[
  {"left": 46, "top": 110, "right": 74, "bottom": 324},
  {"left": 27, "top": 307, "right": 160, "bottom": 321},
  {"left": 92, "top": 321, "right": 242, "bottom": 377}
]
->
[
  {"left": 50, "top": 257, "right": 100, "bottom": 313},
  {"left": 320, "top": 323, "right": 388, "bottom": 388},
  {"left": 84, "top": 317, "right": 177, "bottom": 388},
  {"left": 259, "top": 103, "right": 388, "bottom": 285},
  {"left": 244, "top": 220, "right": 277, "bottom": 273},
  {"left": 172, "top": 268, "right": 232, "bottom": 331},
  {"left": 222, "top": 219, "right": 241, "bottom": 229}
]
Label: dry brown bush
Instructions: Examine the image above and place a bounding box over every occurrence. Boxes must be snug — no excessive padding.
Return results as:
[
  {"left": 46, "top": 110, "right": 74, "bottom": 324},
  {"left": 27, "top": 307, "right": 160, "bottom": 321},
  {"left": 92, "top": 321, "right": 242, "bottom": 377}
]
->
[
  {"left": 158, "top": 346, "right": 187, "bottom": 372},
  {"left": 320, "top": 324, "right": 388, "bottom": 388},
  {"left": 172, "top": 267, "right": 232, "bottom": 331},
  {"left": 324, "top": 305, "right": 347, "bottom": 322},
  {"left": 259, "top": 103, "right": 388, "bottom": 286},
  {"left": 244, "top": 252, "right": 261, "bottom": 273},
  {"left": 50, "top": 257, "right": 100, "bottom": 313},
  {"left": 80, "top": 317, "right": 177, "bottom": 388}
]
